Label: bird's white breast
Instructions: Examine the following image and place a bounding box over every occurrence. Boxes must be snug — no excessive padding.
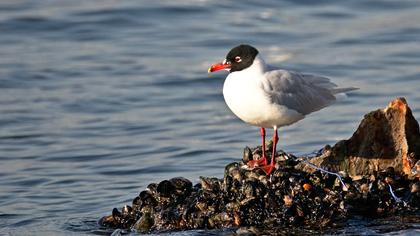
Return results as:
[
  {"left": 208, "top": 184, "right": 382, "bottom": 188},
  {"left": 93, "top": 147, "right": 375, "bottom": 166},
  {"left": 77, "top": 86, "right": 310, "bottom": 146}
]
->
[{"left": 222, "top": 58, "right": 304, "bottom": 128}]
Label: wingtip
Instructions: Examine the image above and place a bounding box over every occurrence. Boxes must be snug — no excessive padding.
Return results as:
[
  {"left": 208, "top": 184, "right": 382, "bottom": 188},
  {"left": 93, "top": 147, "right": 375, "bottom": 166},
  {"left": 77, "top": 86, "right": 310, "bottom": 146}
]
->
[{"left": 331, "top": 87, "right": 359, "bottom": 94}]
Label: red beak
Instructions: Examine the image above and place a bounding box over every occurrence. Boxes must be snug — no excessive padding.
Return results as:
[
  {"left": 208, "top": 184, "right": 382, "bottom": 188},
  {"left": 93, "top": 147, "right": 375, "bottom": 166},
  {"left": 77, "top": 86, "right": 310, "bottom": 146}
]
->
[{"left": 208, "top": 62, "right": 231, "bottom": 73}]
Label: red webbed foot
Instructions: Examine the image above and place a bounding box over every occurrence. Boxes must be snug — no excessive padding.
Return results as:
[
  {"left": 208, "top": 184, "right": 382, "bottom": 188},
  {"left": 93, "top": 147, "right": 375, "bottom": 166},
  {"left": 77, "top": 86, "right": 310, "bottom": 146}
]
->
[
  {"left": 247, "top": 157, "right": 267, "bottom": 168},
  {"left": 260, "top": 164, "right": 275, "bottom": 175}
]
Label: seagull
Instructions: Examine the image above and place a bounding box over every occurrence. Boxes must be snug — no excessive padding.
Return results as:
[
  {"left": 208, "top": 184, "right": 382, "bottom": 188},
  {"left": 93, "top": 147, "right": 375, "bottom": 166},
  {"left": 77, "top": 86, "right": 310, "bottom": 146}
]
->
[{"left": 208, "top": 44, "right": 357, "bottom": 175}]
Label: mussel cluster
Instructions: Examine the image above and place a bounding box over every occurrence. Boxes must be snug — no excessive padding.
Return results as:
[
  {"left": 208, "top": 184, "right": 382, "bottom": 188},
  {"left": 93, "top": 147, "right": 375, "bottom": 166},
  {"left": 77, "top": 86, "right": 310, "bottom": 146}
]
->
[{"left": 99, "top": 146, "right": 419, "bottom": 233}]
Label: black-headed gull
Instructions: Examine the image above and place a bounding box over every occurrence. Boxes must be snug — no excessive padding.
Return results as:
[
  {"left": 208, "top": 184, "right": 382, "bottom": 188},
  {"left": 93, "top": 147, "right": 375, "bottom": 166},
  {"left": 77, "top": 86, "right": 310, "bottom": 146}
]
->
[{"left": 208, "top": 44, "right": 357, "bottom": 175}]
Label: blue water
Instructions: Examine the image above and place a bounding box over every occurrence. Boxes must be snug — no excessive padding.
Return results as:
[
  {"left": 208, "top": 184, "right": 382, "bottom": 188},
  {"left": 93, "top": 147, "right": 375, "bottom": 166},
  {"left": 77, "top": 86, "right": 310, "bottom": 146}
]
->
[{"left": 1, "top": 0, "right": 419, "bottom": 235}]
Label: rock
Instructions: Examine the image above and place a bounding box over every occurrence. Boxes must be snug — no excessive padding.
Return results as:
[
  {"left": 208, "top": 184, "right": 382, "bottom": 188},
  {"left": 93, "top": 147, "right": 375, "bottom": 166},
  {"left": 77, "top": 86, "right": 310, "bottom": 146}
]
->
[
  {"left": 170, "top": 177, "right": 193, "bottom": 197},
  {"left": 133, "top": 212, "right": 154, "bottom": 233},
  {"left": 157, "top": 180, "right": 176, "bottom": 198},
  {"left": 243, "top": 146, "right": 253, "bottom": 163},
  {"left": 300, "top": 98, "right": 420, "bottom": 178},
  {"left": 99, "top": 155, "right": 419, "bottom": 232},
  {"left": 99, "top": 98, "right": 420, "bottom": 234}
]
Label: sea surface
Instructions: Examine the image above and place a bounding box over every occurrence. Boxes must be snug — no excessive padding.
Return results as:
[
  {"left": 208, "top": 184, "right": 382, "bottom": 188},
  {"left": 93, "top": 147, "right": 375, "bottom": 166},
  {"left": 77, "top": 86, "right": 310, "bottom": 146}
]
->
[{"left": 0, "top": 0, "right": 419, "bottom": 235}]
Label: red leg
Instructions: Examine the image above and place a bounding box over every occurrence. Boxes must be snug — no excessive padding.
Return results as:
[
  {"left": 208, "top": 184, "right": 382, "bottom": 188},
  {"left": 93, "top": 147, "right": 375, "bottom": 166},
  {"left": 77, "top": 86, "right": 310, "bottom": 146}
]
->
[
  {"left": 247, "top": 127, "right": 267, "bottom": 167},
  {"left": 261, "top": 127, "right": 278, "bottom": 175},
  {"left": 260, "top": 127, "right": 267, "bottom": 162}
]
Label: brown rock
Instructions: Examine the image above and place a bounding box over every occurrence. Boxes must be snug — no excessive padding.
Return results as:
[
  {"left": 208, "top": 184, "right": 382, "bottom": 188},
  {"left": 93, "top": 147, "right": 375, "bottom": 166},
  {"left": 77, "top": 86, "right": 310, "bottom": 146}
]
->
[{"left": 301, "top": 97, "right": 420, "bottom": 178}]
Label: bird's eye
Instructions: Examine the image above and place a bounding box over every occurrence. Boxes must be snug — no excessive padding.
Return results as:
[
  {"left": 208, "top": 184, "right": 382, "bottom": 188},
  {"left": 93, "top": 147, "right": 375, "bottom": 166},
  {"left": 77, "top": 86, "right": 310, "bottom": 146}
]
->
[{"left": 235, "top": 56, "right": 242, "bottom": 63}]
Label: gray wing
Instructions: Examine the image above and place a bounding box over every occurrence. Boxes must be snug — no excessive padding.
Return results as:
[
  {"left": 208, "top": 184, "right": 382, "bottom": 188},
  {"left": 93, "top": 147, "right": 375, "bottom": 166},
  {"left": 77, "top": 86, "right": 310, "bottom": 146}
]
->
[{"left": 262, "top": 69, "right": 344, "bottom": 115}]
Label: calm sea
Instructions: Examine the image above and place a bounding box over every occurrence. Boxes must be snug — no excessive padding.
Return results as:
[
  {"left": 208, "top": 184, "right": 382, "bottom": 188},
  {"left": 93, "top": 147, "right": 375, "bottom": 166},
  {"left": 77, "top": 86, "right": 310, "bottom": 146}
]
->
[{"left": 0, "top": 0, "right": 419, "bottom": 235}]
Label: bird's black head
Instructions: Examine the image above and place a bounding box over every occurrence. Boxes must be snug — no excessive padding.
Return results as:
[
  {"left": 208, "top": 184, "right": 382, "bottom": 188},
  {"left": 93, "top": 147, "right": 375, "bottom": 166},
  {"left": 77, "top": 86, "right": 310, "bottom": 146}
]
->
[
  {"left": 208, "top": 44, "right": 259, "bottom": 73},
  {"left": 225, "top": 44, "right": 259, "bottom": 73}
]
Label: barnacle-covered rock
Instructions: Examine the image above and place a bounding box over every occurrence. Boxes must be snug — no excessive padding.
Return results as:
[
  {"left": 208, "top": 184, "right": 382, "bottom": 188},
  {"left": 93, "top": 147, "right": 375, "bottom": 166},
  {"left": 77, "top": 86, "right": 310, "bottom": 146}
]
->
[
  {"left": 99, "top": 98, "right": 419, "bottom": 234},
  {"left": 99, "top": 152, "right": 418, "bottom": 233}
]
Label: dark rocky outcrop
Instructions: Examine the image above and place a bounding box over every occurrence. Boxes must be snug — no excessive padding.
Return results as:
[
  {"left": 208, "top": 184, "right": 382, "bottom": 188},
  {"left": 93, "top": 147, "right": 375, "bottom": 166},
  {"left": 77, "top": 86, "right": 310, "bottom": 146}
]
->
[{"left": 99, "top": 98, "right": 420, "bottom": 234}]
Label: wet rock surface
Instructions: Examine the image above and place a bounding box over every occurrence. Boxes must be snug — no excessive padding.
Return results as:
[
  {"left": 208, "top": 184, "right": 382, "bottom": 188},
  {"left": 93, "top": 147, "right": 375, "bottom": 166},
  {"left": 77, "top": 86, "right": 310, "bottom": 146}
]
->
[
  {"left": 99, "top": 98, "right": 420, "bottom": 233},
  {"left": 99, "top": 151, "right": 419, "bottom": 234}
]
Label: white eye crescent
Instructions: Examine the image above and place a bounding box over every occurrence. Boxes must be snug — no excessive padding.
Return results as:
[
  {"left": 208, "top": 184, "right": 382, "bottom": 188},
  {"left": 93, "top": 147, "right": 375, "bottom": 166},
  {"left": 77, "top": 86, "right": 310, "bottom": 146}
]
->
[
  {"left": 223, "top": 59, "right": 231, "bottom": 65},
  {"left": 235, "top": 56, "right": 242, "bottom": 63}
]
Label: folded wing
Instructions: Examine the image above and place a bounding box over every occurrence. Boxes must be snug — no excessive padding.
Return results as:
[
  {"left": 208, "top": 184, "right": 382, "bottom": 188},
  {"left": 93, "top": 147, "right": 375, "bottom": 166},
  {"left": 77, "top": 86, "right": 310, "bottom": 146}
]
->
[{"left": 263, "top": 69, "right": 357, "bottom": 115}]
